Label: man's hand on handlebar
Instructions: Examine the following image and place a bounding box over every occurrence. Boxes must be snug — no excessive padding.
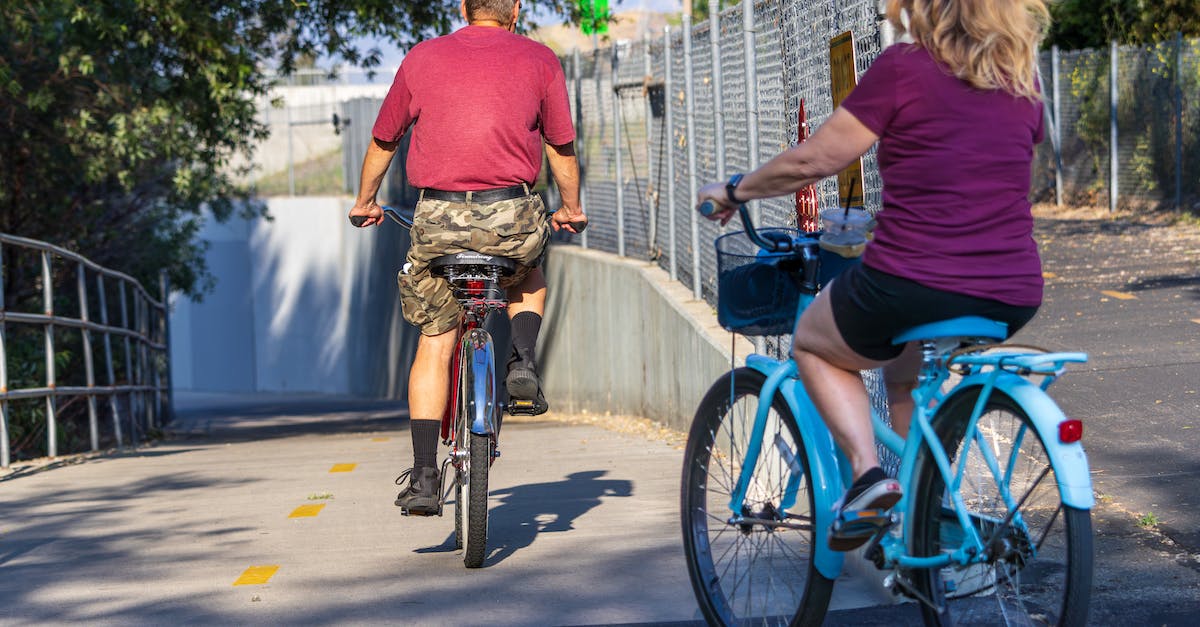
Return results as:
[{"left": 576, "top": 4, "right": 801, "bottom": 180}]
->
[
  {"left": 696, "top": 182, "right": 738, "bottom": 226},
  {"left": 348, "top": 201, "right": 385, "bottom": 228},
  {"left": 550, "top": 207, "right": 589, "bottom": 234}
]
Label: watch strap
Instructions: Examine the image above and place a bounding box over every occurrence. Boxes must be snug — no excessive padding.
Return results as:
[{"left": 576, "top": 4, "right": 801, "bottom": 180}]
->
[{"left": 725, "top": 173, "right": 745, "bottom": 205}]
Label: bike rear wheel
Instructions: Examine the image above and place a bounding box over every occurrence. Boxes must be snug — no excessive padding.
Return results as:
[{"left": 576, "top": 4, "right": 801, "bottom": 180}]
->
[
  {"left": 681, "top": 367, "right": 833, "bottom": 626},
  {"left": 911, "top": 388, "right": 1092, "bottom": 626}
]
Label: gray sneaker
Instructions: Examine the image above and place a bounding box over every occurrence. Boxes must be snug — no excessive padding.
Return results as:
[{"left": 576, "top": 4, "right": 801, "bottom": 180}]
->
[{"left": 394, "top": 466, "right": 439, "bottom": 515}]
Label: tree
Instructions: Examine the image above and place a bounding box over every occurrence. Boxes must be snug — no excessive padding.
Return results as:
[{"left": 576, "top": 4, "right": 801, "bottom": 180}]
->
[
  {"left": 1047, "top": 0, "right": 1200, "bottom": 49},
  {"left": 691, "top": 1, "right": 737, "bottom": 22},
  {"left": 0, "top": 0, "right": 578, "bottom": 303}
]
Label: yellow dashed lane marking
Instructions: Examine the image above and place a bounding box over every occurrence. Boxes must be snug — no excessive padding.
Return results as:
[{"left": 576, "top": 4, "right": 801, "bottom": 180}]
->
[
  {"left": 1192, "top": 319, "right": 1200, "bottom": 325},
  {"left": 288, "top": 504, "right": 325, "bottom": 518},
  {"left": 371, "top": 437, "right": 390, "bottom": 442},
  {"left": 329, "top": 463, "right": 357, "bottom": 473},
  {"left": 1101, "top": 290, "right": 1137, "bottom": 300},
  {"left": 1042, "top": 271, "right": 1057, "bottom": 279},
  {"left": 234, "top": 565, "right": 279, "bottom": 586}
]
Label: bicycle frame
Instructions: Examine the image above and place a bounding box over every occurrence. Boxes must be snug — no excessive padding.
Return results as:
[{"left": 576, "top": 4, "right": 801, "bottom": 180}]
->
[
  {"left": 440, "top": 286, "right": 506, "bottom": 445},
  {"left": 729, "top": 317, "right": 1092, "bottom": 581}
]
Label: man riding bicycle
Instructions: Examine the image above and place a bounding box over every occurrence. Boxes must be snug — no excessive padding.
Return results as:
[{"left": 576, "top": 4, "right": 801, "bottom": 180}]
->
[{"left": 348, "top": 0, "right": 585, "bottom": 514}]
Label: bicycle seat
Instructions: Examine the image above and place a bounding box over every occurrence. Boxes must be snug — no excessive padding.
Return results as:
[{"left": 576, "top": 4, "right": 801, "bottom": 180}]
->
[
  {"left": 891, "top": 316, "right": 1008, "bottom": 345},
  {"left": 428, "top": 252, "right": 518, "bottom": 277}
]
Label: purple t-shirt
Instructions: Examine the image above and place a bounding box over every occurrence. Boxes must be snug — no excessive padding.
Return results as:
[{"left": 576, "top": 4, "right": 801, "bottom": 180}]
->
[
  {"left": 372, "top": 26, "right": 575, "bottom": 191},
  {"left": 841, "top": 44, "right": 1045, "bottom": 307}
]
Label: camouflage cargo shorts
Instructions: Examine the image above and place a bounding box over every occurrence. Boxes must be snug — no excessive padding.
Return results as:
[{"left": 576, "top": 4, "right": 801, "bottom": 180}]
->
[{"left": 399, "top": 193, "right": 550, "bottom": 336}]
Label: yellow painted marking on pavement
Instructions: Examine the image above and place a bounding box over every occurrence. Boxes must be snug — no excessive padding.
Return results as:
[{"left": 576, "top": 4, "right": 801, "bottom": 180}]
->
[
  {"left": 371, "top": 437, "right": 390, "bottom": 442},
  {"left": 1042, "top": 271, "right": 1057, "bottom": 279},
  {"left": 1191, "top": 319, "right": 1200, "bottom": 325},
  {"left": 234, "top": 565, "right": 279, "bottom": 586},
  {"left": 329, "top": 463, "right": 357, "bottom": 473},
  {"left": 1101, "top": 290, "right": 1136, "bottom": 300},
  {"left": 288, "top": 504, "right": 325, "bottom": 518}
]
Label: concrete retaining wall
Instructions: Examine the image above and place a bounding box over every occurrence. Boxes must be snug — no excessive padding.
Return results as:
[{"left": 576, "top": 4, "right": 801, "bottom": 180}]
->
[{"left": 540, "top": 246, "right": 753, "bottom": 432}]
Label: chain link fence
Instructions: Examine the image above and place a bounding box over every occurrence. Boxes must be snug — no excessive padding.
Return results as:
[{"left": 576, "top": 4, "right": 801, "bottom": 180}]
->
[
  {"left": 1037, "top": 36, "right": 1200, "bottom": 210},
  {"left": 564, "top": 0, "right": 889, "bottom": 352}
]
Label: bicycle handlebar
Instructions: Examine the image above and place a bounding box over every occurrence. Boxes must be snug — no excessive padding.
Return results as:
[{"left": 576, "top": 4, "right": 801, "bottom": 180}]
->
[
  {"left": 698, "top": 200, "right": 792, "bottom": 253},
  {"left": 350, "top": 206, "right": 585, "bottom": 233},
  {"left": 349, "top": 206, "right": 413, "bottom": 229}
]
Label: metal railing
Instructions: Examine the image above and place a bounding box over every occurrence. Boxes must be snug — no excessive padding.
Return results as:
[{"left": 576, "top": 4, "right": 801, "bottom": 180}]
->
[{"left": 0, "top": 233, "right": 171, "bottom": 468}]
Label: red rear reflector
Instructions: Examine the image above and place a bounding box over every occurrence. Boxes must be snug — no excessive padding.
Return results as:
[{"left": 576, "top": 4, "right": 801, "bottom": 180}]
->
[
  {"left": 466, "top": 279, "right": 485, "bottom": 294},
  {"left": 1058, "top": 419, "right": 1083, "bottom": 443}
]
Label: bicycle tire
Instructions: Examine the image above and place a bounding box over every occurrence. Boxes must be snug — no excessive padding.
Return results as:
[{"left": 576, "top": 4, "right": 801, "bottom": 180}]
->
[
  {"left": 681, "top": 367, "right": 833, "bottom": 626},
  {"left": 462, "top": 431, "right": 490, "bottom": 568},
  {"left": 453, "top": 481, "right": 464, "bottom": 551},
  {"left": 910, "top": 387, "right": 1092, "bottom": 626}
]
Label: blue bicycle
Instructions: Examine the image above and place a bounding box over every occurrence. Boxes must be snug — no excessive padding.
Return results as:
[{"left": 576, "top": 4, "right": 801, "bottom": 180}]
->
[{"left": 680, "top": 204, "right": 1093, "bottom": 626}]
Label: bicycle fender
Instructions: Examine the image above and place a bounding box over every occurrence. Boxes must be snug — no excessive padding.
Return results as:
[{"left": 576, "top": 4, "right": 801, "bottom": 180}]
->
[
  {"left": 461, "top": 329, "right": 498, "bottom": 436},
  {"left": 953, "top": 372, "right": 1095, "bottom": 510},
  {"left": 746, "top": 354, "right": 847, "bottom": 580}
]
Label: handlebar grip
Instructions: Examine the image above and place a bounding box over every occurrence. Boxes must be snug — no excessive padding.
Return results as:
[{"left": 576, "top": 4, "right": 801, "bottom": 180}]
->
[
  {"left": 349, "top": 215, "right": 369, "bottom": 227},
  {"left": 569, "top": 220, "right": 589, "bottom": 233},
  {"left": 698, "top": 200, "right": 717, "bottom": 217}
]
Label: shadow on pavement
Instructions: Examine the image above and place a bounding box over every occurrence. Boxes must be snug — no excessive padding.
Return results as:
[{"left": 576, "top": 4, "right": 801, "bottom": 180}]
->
[{"left": 414, "top": 470, "right": 633, "bottom": 567}]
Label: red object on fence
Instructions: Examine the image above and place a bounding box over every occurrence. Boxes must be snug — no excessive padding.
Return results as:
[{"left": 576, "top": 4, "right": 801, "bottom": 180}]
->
[{"left": 795, "top": 99, "right": 820, "bottom": 232}]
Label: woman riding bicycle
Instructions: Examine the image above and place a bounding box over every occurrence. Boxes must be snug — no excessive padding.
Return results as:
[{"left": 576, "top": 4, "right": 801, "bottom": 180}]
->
[{"left": 696, "top": 0, "right": 1050, "bottom": 550}]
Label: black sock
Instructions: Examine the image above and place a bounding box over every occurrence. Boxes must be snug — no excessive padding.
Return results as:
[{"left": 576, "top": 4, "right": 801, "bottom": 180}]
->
[
  {"left": 509, "top": 311, "right": 542, "bottom": 368},
  {"left": 411, "top": 420, "right": 440, "bottom": 471},
  {"left": 845, "top": 467, "right": 886, "bottom": 503}
]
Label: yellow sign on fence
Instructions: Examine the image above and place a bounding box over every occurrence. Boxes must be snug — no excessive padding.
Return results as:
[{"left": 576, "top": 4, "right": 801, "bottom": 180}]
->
[{"left": 829, "top": 31, "right": 864, "bottom": 207}]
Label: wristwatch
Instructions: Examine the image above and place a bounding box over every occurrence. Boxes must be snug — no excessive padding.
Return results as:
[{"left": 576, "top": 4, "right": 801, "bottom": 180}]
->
[{"left": 725, "top": 173, "right": 745, "bottom": 205}]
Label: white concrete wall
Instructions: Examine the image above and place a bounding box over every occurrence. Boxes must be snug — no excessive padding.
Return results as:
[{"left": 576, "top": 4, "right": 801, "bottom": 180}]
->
[{"left": 170, "top": 196, "right": 417, "bottom": 397}]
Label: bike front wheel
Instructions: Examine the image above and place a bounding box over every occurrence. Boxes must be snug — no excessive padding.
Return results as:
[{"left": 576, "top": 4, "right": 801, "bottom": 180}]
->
[
  {"left": 681, "top": 367, "right": 833, "bottom": 626},
  {"left": 911, "top": 388, "right": 1092, "bottom": 626},
  {"left": 461, "top": 431, "right": 491, "bottom": 568}
]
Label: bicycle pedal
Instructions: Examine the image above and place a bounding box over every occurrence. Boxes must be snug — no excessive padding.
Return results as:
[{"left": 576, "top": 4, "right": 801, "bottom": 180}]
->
[
  {"left": 506, "top": 399, "right": 540, "bottom": 416},
  {"left": 832, "top": 511, "right": 895, "bottom": 537},
  {"left": 400, "top": 506, "right": 439, "bottom": 517}
]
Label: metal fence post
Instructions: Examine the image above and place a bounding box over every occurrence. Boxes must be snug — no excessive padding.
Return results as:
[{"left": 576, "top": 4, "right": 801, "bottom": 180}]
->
[
  {"left": 0, "top": 242, "right": 8, "bottom": 468},
  {"left": 97, "top": 275, "right": 123, "bottom": 447},
  {"left": 644, "top": 32, "right": 657, "bottom": 253},
  {"left": 119, "top": 281, "right": 135, "bottom": 443},
  {"left": 877, "top": 0, "right": 895, "bottom": 47},
  {"left": 710, "top": 0, "right": 726, "bottom": 182},
  {"left": 160, "top": 271, "right": 172, "bottom": 424},
  {"left": 743, "top": 0, "right": 761, "bottom": 224},
  {"left": 573, "top": 47, "right": 589, "bottom": 250},
  {"left": 613, "top": 44, "right": 626, "bottom": 257},
  {"left": 1175, "top": 31, "right": 1184, "bottom": 209},
  {"left": 77, "top": 263, "right": 99, "bottom": 452},
  {"left": 665, "top": 26, "right": 678, "bottom": 282},
  {"left": 41, "top": 251, "right": 57, "bottom": 457},
  {"left": 1109, "top": 40, "right": 1118, "bottom": 213},
  {"left": 1051, "top": 45, "right": 1064, "bottom": 206},
  {"left": 684, "top": 15, "right": 702, "bottom": 299}
]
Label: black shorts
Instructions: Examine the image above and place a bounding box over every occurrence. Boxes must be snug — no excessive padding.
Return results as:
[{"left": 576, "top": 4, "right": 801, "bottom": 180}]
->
[{"left": 828, "top": 263, "right": 1039, "bottom": 361}]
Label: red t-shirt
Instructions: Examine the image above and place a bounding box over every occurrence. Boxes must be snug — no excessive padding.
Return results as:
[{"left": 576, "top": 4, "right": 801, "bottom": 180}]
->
[
  {"left": 842, "top": 44, "right": 1045, "bottom": 307},
  {"left": 372, "top": 25, "right": 575, "bottom": 192}
]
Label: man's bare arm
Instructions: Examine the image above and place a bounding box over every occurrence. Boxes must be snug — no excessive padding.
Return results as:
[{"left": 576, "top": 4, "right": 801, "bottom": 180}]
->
[
  {"left": 348, "top": 138, "right": 399, "bottom": 227},
  {"left": 545, "top": 141, "right": 587, "bottom": 233}
]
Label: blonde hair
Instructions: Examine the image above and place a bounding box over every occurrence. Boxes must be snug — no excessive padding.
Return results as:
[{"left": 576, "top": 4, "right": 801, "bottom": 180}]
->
[{"left": 887, "top": 0, "right": 1050, "bottom": 100}]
